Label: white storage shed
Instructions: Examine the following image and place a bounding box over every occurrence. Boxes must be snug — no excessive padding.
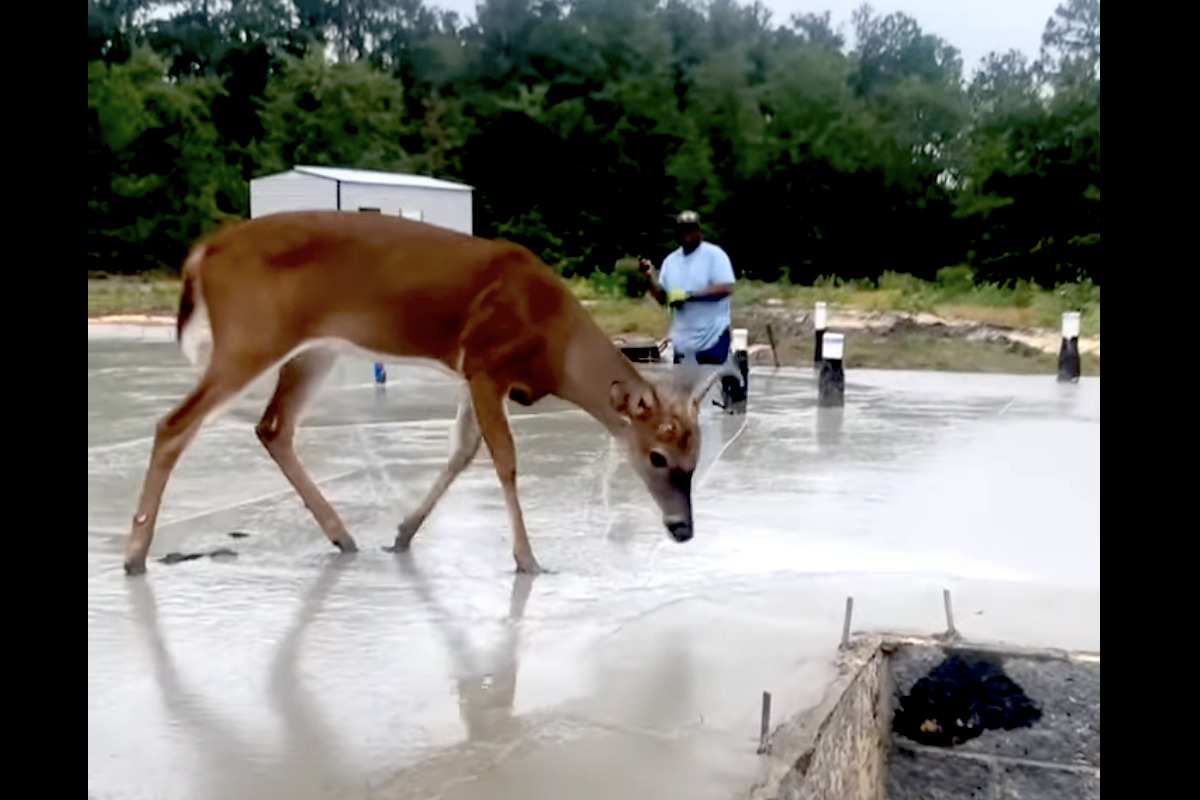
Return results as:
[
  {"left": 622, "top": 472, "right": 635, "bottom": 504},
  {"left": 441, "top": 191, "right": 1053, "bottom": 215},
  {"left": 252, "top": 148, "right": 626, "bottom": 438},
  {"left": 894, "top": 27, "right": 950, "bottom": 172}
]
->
[{"left": 249, "top": 165, "right": 474, "bottom": 235}]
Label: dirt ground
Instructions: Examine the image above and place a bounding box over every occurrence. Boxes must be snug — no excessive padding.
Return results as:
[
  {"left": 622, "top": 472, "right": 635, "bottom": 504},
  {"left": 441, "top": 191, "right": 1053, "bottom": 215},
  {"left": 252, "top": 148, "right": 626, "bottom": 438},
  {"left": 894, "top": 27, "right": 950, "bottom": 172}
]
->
[{"left": 611, "top": 301, "right": 1100, "bottom": 376}]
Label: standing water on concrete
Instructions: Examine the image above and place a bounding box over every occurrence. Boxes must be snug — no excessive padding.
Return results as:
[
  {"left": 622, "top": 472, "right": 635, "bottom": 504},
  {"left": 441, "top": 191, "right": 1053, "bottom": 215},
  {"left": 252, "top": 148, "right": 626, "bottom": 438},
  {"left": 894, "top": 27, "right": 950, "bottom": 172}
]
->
[{"left": 88, "top": 327, "right": 1098, "bottom": 800}]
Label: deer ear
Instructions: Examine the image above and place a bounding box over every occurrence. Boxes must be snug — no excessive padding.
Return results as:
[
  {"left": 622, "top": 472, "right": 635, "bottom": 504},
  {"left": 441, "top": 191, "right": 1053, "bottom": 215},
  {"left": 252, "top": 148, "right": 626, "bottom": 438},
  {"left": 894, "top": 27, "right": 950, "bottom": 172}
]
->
[
  {"left": 633, "top": 385, "right": 660, "bottom": 421},
  {"left": 613, "top": 381, "right": 658, "bottom": 421},
  {"left": 611, "top": 381, "right": 631, "bottom": 414}
]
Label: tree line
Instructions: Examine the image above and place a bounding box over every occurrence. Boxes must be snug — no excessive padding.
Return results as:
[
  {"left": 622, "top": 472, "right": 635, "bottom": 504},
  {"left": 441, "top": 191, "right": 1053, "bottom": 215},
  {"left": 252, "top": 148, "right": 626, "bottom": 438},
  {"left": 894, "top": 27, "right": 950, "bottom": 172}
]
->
[{"left": 87, "top": 0, "right": 1100, "bottom": 288}]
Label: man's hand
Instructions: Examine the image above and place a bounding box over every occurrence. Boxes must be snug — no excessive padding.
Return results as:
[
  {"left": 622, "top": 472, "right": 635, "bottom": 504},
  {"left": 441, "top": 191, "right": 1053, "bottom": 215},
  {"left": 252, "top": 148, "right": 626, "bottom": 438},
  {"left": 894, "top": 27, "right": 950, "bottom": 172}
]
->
[{"left": 639, "top": 256, "right": 669, "bottom": 305}]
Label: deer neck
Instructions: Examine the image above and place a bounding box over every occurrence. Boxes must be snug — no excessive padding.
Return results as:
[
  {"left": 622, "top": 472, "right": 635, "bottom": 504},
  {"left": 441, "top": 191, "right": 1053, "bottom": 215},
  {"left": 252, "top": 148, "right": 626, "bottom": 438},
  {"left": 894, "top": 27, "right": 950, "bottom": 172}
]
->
[{"left": 557, "top": 322, "right": 652, "bottom": 436}]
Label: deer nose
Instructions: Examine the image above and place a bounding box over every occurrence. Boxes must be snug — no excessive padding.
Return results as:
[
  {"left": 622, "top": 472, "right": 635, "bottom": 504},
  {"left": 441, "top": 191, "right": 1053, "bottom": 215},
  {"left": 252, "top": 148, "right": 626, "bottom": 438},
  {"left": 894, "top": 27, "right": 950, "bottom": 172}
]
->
[{"left": 667, "top": 521, "right": 693, "bottom": 543}]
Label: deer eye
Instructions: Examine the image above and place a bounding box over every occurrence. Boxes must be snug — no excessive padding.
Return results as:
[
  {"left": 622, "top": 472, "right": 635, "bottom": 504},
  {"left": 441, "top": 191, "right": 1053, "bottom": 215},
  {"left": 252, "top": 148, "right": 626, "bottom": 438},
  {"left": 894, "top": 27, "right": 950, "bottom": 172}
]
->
[{"left": 649, "top": 452, "right": 668, "bottom": 469}]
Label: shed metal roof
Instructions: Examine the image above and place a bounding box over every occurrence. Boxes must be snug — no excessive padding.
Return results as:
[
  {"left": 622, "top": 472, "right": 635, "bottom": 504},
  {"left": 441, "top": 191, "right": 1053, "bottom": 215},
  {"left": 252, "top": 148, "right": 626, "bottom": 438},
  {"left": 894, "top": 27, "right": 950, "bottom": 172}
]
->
[{"left": 282, "top": 165, "right": 474, "bottom": 192}]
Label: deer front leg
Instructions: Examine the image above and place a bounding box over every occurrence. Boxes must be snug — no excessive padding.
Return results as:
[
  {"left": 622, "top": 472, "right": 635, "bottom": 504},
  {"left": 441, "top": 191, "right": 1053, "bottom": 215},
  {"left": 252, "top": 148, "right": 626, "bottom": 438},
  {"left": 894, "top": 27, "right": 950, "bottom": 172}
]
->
[
  {"left": 387, "top": 391, "right": 482, "bottom": 552},
  {"left": 468, "top": 376, "right": 543, "bottom": 574}
]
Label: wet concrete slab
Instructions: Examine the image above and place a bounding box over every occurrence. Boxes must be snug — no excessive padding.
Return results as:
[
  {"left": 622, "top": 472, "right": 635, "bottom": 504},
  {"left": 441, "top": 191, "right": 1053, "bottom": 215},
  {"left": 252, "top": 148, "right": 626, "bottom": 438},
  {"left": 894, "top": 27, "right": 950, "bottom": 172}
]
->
[{"left": 87, "top": 328, "right": 1099, "bottom": 800}]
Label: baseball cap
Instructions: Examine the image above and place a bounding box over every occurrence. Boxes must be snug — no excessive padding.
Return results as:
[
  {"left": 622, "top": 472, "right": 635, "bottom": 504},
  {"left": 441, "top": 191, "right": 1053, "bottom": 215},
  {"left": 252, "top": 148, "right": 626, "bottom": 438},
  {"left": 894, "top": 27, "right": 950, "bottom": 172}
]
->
[{"left": 676, "top": 210, "right": 700, "bottom": 224}]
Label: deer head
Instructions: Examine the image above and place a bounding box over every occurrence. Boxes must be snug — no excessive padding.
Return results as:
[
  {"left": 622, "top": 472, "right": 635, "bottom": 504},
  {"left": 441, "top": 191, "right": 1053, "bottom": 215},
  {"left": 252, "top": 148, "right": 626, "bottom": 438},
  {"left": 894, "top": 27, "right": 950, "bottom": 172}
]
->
[{"left": 609, "top": 378, "right": 706, "bottom": 542}]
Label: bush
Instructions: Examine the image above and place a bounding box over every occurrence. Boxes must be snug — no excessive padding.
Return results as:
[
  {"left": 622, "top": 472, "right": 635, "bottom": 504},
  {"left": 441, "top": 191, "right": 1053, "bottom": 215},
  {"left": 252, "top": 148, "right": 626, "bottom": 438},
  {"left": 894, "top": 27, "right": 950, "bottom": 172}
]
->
[
  {"left": 584, "top": 257, "right": 651, "bottom": 298},
  {"left": 1054, "top": 277, "right": 1100, "bottom": 310},
  {"left": 876, "top": 271, "right": 937, "bottom": 313},
  {"left": 1012, "top": 279, "right": 1036, "bottom": 308},
  {"left": 877, "top": 270, "right": 927, "bottom": 294},
  {"left": 935, "top": 264, "right": 976, "bottom": 294},
  {"left": 586, "top": 269, "right": 626, "bottom": 297}
]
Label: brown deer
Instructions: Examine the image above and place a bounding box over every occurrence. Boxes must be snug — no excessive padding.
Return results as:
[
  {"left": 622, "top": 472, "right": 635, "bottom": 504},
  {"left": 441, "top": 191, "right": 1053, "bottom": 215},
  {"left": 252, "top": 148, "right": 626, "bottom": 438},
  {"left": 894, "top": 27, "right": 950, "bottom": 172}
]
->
[{"left": 123, "top": 211, "right": 720, "bottom": 576}]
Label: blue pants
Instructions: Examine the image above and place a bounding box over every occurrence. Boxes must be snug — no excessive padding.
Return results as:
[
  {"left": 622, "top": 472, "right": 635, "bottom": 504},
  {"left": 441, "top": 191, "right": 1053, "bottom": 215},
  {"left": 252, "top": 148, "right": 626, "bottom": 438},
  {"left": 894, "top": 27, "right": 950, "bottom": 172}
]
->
[{"left": 674, "top": 327, "right": 731, "bottom": 365}]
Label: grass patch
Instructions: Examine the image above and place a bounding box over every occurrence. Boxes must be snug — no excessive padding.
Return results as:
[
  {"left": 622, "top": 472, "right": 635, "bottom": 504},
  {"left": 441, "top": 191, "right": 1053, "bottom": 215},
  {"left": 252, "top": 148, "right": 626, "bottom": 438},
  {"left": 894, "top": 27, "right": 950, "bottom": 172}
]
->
[
  {"left": 89, "top": 267, "right": 1099, "bottom": 376},
  {"left": 89, "top": 275, "right": 182, "bottom": 317},
  {"left": 581, "top": 297, "right": 669, "bottom": 336},
  {"left": 934, "top": 304, "right": 1038, "bottom": 329},
  {"left": 92, "top": 267, "right": 1099, "bottom": 341},
  {"left": 732, "top": 271, "right": 1100, "bottom": 336},
  {"left": 842, "top": 333, "right": 1101, "bottom": 375}
]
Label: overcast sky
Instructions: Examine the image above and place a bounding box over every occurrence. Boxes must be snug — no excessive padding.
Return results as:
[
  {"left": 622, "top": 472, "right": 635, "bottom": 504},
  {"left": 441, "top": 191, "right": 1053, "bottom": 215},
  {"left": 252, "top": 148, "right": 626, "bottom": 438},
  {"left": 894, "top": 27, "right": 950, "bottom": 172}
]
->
[{"left": 430, "top": 0, "right": 1063, "bottom": 79}]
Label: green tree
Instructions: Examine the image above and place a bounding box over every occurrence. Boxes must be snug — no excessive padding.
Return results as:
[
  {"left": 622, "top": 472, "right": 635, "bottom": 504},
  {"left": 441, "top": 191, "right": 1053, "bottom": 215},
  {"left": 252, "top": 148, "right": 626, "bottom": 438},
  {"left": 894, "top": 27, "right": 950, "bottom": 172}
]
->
[
  {"left": 951, "top": 0, "right": 1099, "bottom": 285},
  {"left": 89, "top": 47, "right": 242, "bottom": 272},
  {"left": 255, "top": 47, "right": 414, "bottom": 174},
  {"left": 84, "top": 0, "right": 1098, "bottom": 286}
]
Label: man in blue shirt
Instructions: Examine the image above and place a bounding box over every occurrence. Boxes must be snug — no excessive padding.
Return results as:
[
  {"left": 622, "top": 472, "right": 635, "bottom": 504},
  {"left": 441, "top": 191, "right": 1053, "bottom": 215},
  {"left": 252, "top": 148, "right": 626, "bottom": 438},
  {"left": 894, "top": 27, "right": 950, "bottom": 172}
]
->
[{"left": 639, "top": 210, "right": 737, "bottom": 366}]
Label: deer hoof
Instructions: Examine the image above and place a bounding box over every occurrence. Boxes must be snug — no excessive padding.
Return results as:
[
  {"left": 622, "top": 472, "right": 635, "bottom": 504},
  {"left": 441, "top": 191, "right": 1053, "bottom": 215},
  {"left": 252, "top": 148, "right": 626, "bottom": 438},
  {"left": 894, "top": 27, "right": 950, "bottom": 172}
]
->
[
  {"left": 123, "top": 559, "right": 147, "bottom": 577},
  {"left": 392, "top": 519, "right": 421, "bottom": 550},
  {"left": 515, "top": 558, "right": 546, "bottom": 575},
  {"left": 332, "top": 536, "right": 358, "bottom": 554}
]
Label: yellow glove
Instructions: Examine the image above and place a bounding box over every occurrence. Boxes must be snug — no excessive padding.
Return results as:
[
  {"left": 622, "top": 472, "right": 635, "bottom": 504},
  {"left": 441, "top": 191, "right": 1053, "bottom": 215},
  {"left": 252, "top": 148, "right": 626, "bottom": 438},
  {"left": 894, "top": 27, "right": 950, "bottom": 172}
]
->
[{"left": 667, "top": 288, "right": 690, "bottom": 307}]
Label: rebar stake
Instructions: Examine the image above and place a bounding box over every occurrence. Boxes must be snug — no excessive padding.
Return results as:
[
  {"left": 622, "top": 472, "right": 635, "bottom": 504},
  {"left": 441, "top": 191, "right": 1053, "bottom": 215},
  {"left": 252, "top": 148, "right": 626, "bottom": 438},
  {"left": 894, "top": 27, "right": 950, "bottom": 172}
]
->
[
  {"left": 943, "top": 588, "right": 957, "bottom": 638},
  {"left": 841, "top": 596, "right": 854, "bottom": 648},
  {"left": 758, "top": 691, "right": 772, "bottom": 754}
]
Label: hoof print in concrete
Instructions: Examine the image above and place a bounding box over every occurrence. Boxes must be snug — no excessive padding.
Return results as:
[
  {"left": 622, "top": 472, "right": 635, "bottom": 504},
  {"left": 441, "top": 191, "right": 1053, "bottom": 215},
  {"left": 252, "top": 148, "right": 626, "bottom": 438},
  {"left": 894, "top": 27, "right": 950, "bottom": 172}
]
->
[
  {"left": 158, "top": 552, "right": 203, "bottom": 565},
  {"left": 157, "top": 548, "right": 239, "bottom": 565},
  {"left": 893, "top": 652, "right": 1042, "bottom": 747}
]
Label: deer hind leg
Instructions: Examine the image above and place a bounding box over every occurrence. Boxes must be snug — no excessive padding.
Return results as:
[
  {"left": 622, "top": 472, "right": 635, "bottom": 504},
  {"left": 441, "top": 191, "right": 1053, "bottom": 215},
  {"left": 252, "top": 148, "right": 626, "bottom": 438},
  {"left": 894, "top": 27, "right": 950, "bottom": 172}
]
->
[
  {"left": 255, "top": 347, "right": 357, "bottom": 554},
  {"left": 468, "top": 375, "right": 543, "bottom": 574},
  {"left": 388, "top": 387, "right": 483, "bottom": 552},
  {"left": 124, "top": 357, "right": 269, "bottom": 575}
]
